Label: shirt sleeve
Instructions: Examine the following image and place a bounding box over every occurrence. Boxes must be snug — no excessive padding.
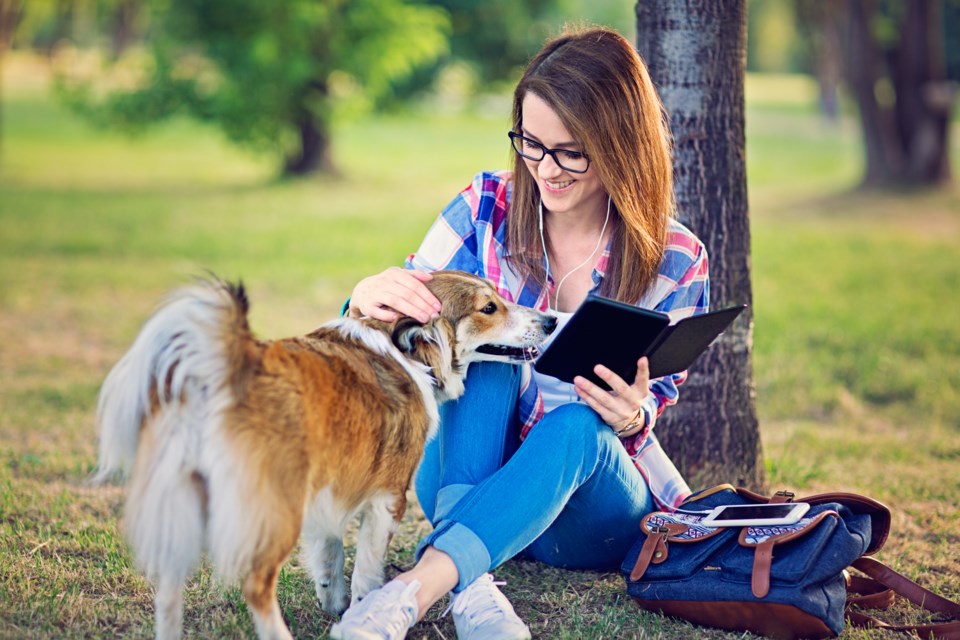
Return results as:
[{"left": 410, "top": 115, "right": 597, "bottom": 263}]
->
[{"left": 404, "top": 174, "right": 486, "bottom": 275}]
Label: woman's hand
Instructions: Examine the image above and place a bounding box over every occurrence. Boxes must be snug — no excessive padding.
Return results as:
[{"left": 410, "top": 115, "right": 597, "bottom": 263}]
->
[
  {"left": 349, "top": 267, "right": 442, "bottom": 323},
  {"left": 573, "top": 357, "right": 650, "bottom": 437}
]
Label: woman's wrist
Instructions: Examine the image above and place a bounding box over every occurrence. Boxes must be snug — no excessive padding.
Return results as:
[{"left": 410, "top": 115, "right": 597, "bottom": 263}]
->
[{"left": 612, "top": 406, "right": 647, "bottom": 437}]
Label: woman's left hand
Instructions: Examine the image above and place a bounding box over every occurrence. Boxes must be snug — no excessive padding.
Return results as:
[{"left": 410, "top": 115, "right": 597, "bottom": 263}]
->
[{"left": 573, "top": 357, "right": 650, "bottom": 436}]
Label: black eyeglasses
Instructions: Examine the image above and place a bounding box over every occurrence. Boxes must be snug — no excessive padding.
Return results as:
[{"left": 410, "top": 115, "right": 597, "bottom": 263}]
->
[{"left": 508, "top": 131, "right": 591, "bottom": 174}]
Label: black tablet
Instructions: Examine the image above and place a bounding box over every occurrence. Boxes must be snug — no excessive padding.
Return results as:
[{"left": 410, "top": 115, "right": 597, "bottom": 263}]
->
[{"left": 533, "top": 296, "right": 746, "bottom": 388}]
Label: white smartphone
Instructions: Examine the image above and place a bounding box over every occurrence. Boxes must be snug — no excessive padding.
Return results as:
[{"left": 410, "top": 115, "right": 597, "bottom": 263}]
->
[{"left": 700, "top": 502, "right": 810, "bottom": 527}]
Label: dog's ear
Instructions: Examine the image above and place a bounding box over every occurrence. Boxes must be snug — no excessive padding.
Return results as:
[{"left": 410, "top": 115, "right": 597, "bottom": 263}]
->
[
  {"left": 392, "top": 316, "right": 430, "bottom": 354},
  {"left": 391, "top": 316, "right": 465, "bottom": 400}
]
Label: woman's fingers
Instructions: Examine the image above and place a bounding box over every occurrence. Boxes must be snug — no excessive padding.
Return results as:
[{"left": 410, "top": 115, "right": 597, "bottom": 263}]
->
[
  {"left": 633, "top": 357, "right": 650, "bottom": 389},
  {"left": 574, "top": 360, "right": 651, "bottom": 428},
  {"left": 574, "top": 376, "right": 635, "bottom": 426},
  {"left": 592, "top": 364, "right": 634, "bottom": 398},
  {"left": 386, "top": 268, "right": 442, "bottom": 321},
  {"left": 351, "top": 267, "right": 441, "bottom": 322},
  {"left": 573, "top": 377, "right": 621, "bottom": 425}
]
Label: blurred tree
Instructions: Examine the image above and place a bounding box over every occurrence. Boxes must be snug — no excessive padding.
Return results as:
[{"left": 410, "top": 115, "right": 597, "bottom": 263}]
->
[
  {"left": 422, "top": 0, "right": 556, "bottom": 84},
  {"left": 56, "top": 0, "right": 449, "bottom": 176},
  {"left": 0, "top": 0, "right": 25, "bottom": 159},
  {"left": 746, "top": 0, "right": 799, "bottom": 73},
  {"left": 636, "top": 0, "right": 765, "bottom": 491},
  {"left": 108, "top": 0, "right": 138, "bottom": 58},
  {"left": 794, "top": 1, "right": 844, "bottom": 121},
  {"left": 394, "top": 0, "right": 629, "bottom": 101},
  {"left": 798, "top": 0, "right": 955, "bottom": 187},
  {"left": 0, "top": 0, "right": 24, "bottom": 53}
]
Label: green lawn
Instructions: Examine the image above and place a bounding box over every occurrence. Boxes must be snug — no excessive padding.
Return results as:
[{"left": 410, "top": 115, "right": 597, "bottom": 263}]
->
[{"left": 1, "top": 58, "right": 958, "bottom": 638}]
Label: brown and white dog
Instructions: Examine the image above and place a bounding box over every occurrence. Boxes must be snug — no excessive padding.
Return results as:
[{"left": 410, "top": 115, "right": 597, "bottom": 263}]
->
[{"left": 95, "top": 270, "right": 556, "bottom": 640}]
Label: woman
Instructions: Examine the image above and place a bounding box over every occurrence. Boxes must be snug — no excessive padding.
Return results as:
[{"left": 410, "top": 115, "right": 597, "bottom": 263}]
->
[{"left": 331, "top": 26, "right": 709, "bottom": 640}]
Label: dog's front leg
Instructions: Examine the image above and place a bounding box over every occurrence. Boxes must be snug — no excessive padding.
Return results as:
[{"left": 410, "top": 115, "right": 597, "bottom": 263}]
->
[
  {"left": 154, "top": 575, "right": 184, "bottom": 640},
  {"left": 350, "top": 491, "right": 405, "bottom": 605},
  {"left": 302, "top": 488, "right": 350, "bottom": 614},
  {"left": 304, "top": 533, "right": 348, "bottom": 614}
]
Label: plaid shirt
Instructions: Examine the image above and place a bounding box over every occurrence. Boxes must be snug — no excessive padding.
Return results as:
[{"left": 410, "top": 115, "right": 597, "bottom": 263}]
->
[{"left": 405, "top": 171, "right": 709, "bottom": 510}]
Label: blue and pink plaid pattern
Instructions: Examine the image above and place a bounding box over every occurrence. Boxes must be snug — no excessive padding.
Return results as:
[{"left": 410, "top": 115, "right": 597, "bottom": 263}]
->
[{"left": 406, "top": 171, "right": 710, "bottom": 510}]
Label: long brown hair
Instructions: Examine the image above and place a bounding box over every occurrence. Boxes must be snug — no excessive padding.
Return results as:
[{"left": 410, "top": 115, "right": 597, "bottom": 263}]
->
[{"left": 507, "top": 26, "right": 675, "bottom": 303}]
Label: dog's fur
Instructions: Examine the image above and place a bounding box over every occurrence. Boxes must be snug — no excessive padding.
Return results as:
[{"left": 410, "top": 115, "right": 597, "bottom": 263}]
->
[{"left": 96, "top": 270, "right": 555, "bottom": 640}]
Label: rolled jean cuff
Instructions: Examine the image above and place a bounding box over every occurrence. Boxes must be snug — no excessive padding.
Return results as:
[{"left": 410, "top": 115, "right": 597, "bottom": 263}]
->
[
  {"left": 434, "top": 483, "right": 472, "bottom": 522},
  {"left": 416, "top": 521, "right": 491, "bottom": 593}
]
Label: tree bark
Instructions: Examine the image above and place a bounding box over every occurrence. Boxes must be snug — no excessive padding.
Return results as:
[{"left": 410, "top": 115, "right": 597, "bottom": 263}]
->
[{"left": 636, "top": 0, "right": 765, "bottom": 491}]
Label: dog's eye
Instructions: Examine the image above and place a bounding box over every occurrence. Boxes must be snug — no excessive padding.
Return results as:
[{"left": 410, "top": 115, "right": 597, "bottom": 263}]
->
[{"left": 480, "top": 302, "right": 498, "bottom": 315}]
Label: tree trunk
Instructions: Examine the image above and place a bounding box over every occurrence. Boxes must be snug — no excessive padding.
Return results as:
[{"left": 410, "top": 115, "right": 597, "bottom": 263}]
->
[
  {"left": 0, "top": 0, "right": 23, "bottom": 158},
  {"left": 284, "top": 113, "right": 338, "bottom": 177},
  {"left": 795, "top": 0, "right": 844, "bottom": 122},
  {"left": 0, "top": 0, "right": 21, "bottom": 164},
  {"left": 0, "top": 0, "right": 23, "bottom": 53},
  {"left": 111, "top": 0, "right": 139, "bottom": 59},
  {"left": 842, "top": 0, "right": 953, "bottom": 188},
  {"left": 636, "top": 0, "right": 765, "bottom": 492},
  {"left": 891, "top": 0, "right": 952, "bottom": 185},
  {"left": 843, "top": 0, "right": 906, "bottom": 187}
]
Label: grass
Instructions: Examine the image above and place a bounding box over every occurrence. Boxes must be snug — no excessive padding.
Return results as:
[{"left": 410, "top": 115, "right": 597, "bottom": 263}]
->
[{"left": 1, "top": 54, "right": 958, "bottom": 638}]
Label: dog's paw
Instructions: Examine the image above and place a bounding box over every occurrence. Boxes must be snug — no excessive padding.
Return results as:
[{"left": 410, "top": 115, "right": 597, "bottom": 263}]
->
[{"left": 317, "top": 578, "right": 349, "bottom": 615}]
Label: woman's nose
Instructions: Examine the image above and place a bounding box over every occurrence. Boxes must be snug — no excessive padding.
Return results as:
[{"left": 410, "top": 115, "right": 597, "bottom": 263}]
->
[{"left": 537, "top": 152, "right": 564, "bottom": 178}]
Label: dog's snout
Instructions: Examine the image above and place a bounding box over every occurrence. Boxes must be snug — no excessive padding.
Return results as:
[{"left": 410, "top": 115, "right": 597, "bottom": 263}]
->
[{"left": 543, "top": 315, "right": 559, "bottom": 335}]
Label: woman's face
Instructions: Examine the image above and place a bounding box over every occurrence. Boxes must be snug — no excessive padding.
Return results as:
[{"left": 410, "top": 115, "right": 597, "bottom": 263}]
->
[{"left": 520, "top": 92, "right": 607, "bottom": 219}]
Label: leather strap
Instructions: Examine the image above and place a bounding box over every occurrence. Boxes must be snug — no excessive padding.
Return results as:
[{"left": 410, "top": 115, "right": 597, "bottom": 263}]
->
[
  {"left": 852, "top": 557, "right": 960, "bottom": 616},
  {"left": 846, "top": 610, "right": 960, "bottom": 639},
  {"left": 751, "top": 539, "right": 774, "bottom": 598},
  {"left": 845, "top": 573, "right": 895, "bottom": 609},
  {"left": 630, "top": 526, "right": 670, "bottom": 582},
  {"left": 846, "top": 557, "right": 960, "bottom": 639}
]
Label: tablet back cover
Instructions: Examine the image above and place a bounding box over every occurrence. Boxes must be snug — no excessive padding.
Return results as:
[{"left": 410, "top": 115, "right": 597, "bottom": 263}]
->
[{"left": 646, "top": 305, "right": 746, "bottom": 378}]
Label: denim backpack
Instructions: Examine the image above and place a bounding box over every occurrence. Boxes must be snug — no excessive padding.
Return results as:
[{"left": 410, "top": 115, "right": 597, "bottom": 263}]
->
[{"left": 621, "top": 485, "right": 960, "bottom": 639}]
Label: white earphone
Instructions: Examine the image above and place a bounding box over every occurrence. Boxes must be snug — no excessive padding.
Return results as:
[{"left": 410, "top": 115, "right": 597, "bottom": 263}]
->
[{"left": 539, "top": 195, "right": 611, "bottom": 310}]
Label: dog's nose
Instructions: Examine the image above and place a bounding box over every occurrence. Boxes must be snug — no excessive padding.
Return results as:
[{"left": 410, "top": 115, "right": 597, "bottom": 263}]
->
[{"left": 543, "top": 315, "right": 559, "bottom": 335}]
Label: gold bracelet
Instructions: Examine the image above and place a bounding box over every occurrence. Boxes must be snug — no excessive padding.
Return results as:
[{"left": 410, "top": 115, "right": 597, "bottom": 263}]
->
[{"left": 613, "top": 407, "right": 646, "bottom": 437}]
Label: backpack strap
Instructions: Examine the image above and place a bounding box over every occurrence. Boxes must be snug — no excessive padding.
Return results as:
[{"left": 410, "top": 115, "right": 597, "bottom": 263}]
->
[{"left": 846, "top": 557, "right": 960, "bottom": 639}]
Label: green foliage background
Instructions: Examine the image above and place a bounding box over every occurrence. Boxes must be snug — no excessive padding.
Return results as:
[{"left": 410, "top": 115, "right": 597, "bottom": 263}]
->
[{"left": 52, "top": 0, "right": 450, "bottom": 169}]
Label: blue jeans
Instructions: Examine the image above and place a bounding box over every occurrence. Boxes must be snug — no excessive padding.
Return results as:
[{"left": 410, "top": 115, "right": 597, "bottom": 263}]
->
[{"left": 414, "top": 362, "right": 654, "bottom": 592}]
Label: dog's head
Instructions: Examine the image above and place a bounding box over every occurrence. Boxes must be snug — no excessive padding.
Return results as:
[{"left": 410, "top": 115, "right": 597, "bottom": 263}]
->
[{"left": 391, "top": 271, "right": 556, "bottom": 401}]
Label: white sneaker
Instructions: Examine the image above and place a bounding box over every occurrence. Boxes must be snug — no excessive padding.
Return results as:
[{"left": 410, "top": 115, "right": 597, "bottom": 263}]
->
[
  {"left": 450, "top": 573, "right": 532, "bottom": 640},
  {"left": 329, "top": 579, "right": 420, "bottom": 640}
]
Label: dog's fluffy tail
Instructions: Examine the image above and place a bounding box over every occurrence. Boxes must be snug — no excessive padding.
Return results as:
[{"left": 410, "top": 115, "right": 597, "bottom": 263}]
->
[{"left": 95, "top": 278, "right": 253, "bottom": 484}]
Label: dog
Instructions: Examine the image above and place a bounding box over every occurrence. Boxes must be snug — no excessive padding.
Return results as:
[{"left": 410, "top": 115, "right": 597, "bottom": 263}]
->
[{"left": 95, "top": 270, "right": 556, "bottom": 640}]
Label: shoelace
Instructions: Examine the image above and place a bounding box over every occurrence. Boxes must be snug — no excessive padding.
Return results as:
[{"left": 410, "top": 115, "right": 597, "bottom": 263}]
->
[
  {"left": 349, "top": 581, "right": 419, "bottom": 635},
  {"left": 446, "top": 575, "right": 512, "bottom": 626}
]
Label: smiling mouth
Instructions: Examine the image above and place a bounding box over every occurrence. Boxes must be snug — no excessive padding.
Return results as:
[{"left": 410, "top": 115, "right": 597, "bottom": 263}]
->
[
  {"left": 476, "top": 344, "right": 542, "bottom": 360},
  {"left": 545, "top": 179, "right": 574, "bottom": 190}
]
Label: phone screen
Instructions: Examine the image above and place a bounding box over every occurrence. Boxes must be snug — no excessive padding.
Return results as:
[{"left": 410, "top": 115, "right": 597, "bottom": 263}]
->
[{"left": 709, "top": 505, "right": 798, "bottom": 521}]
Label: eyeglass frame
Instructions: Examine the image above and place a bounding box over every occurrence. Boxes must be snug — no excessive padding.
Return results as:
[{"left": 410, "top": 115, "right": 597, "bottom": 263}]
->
[{"left": 507, "top": 131, "right": 591, "bottom": 174}]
